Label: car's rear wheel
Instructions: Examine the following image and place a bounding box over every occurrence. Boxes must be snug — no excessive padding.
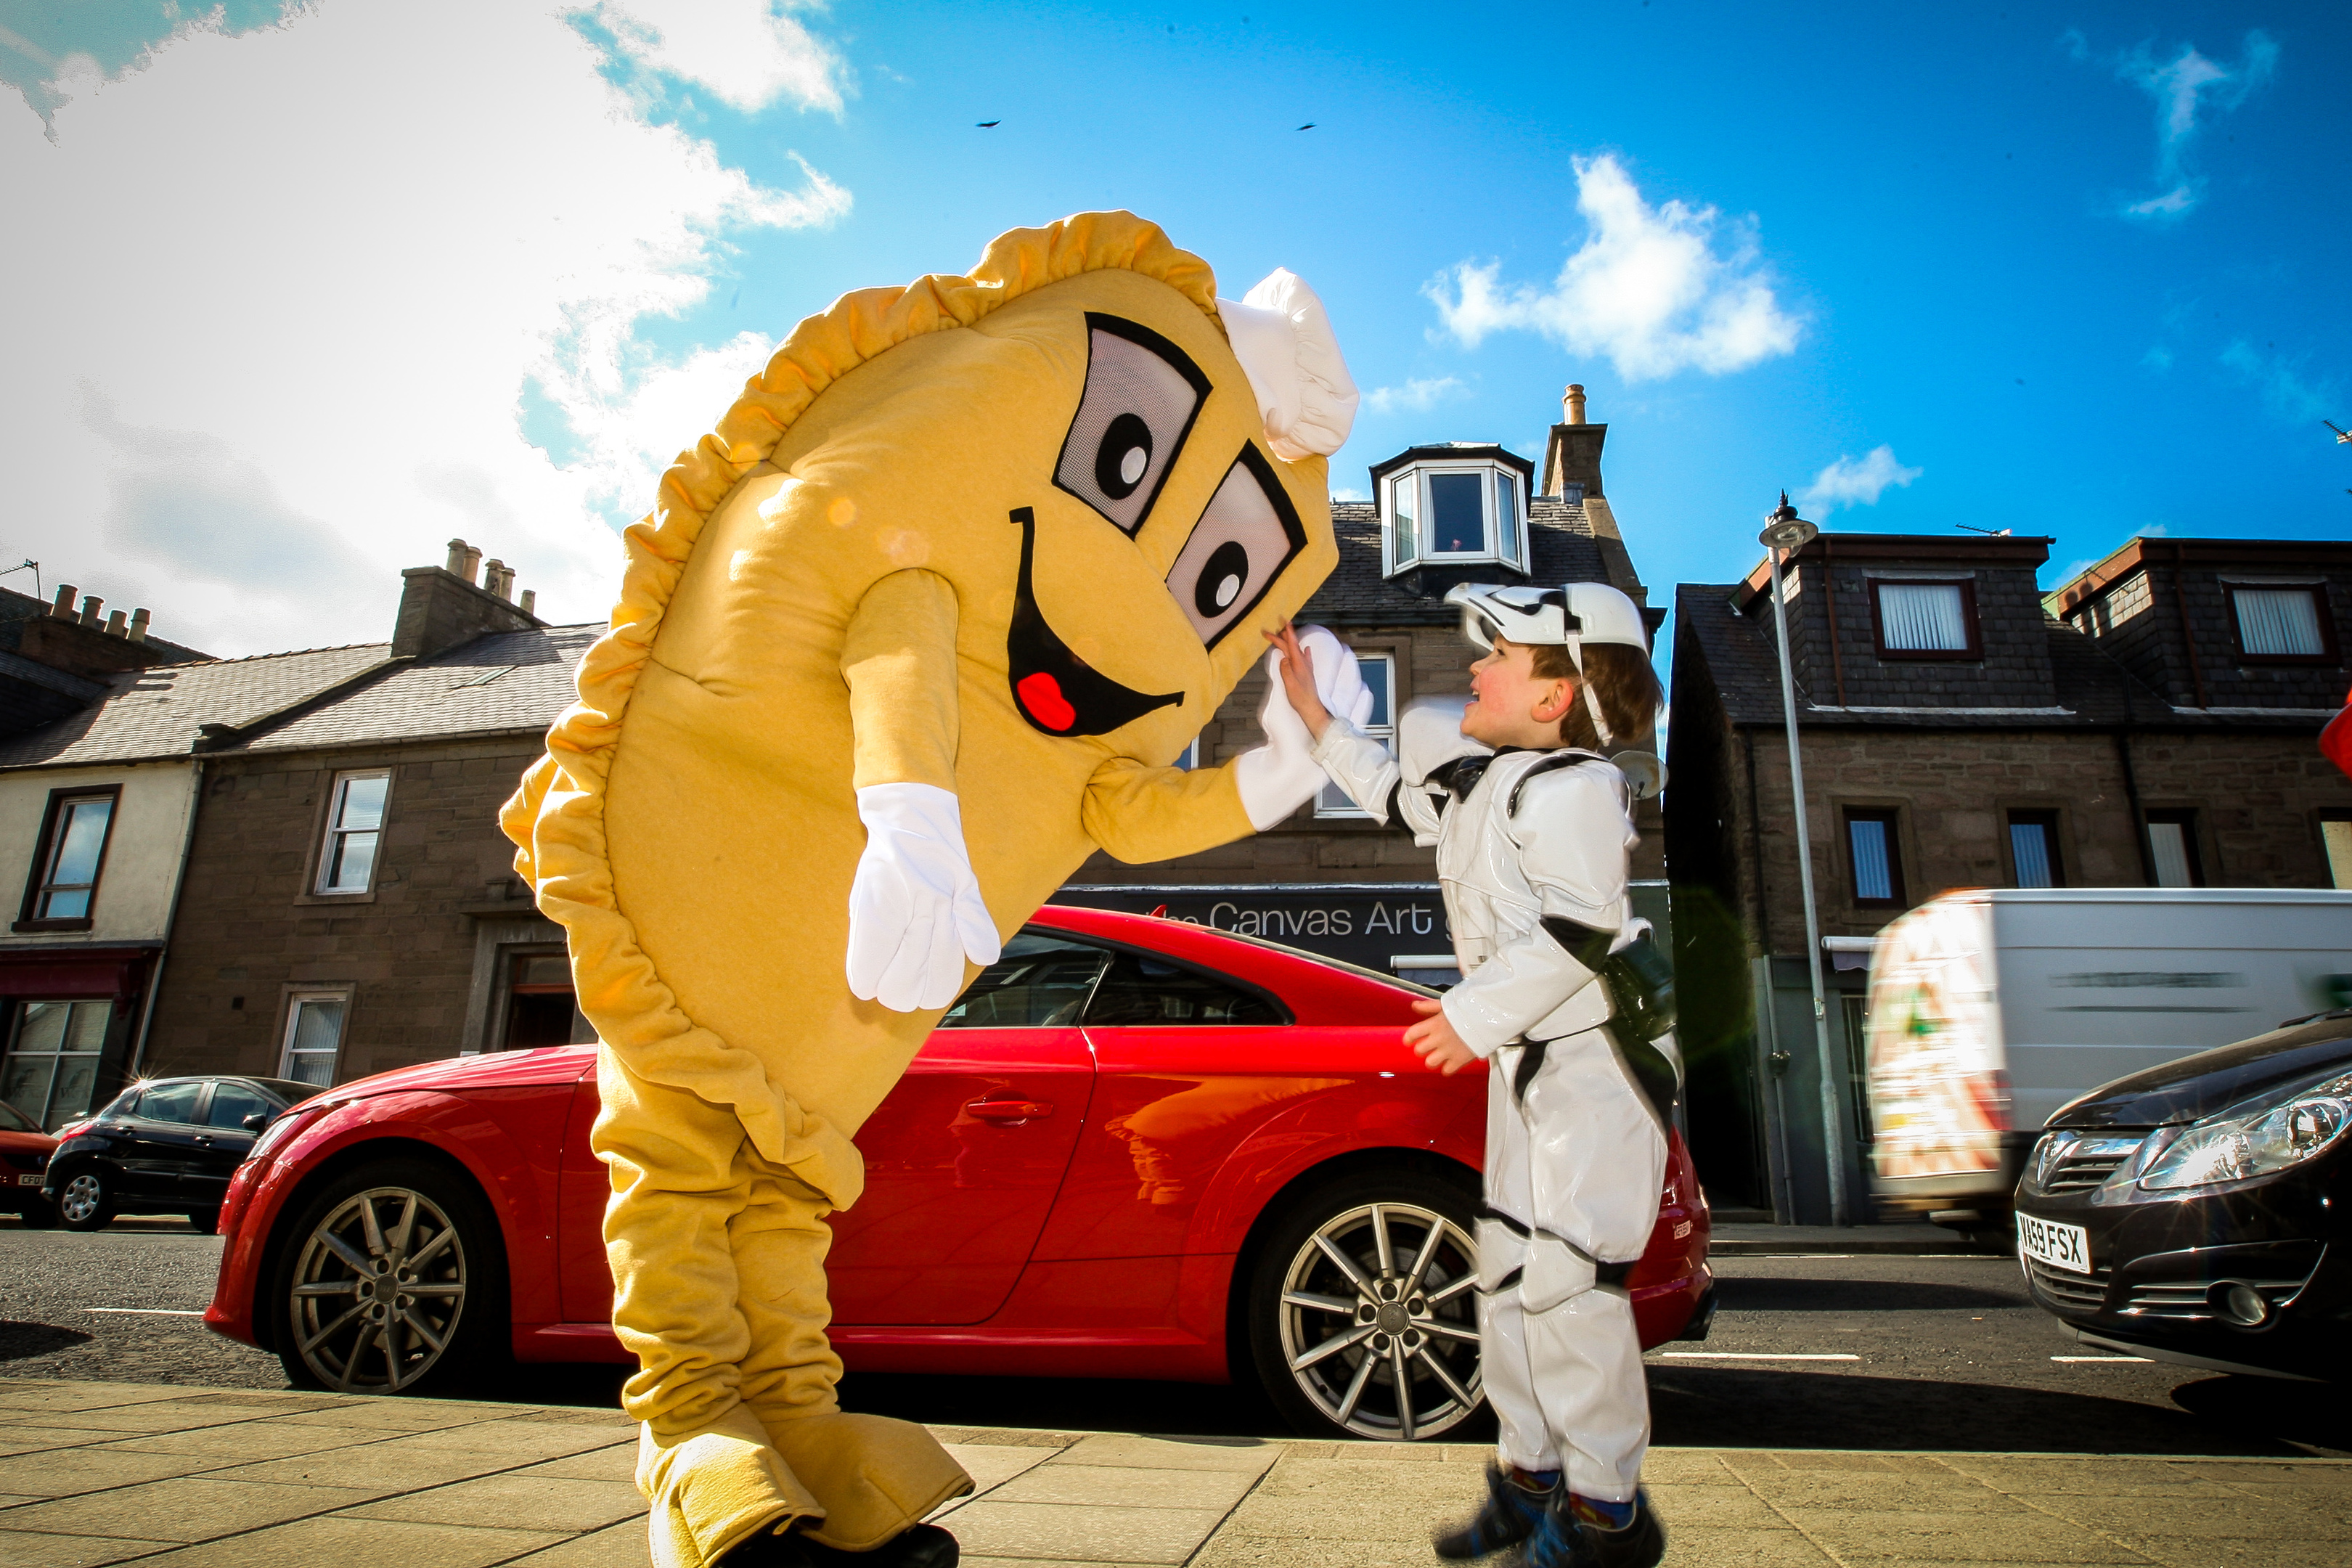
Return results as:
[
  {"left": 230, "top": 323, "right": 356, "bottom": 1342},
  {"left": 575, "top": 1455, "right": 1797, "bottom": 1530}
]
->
[
  {"left": 1246, "top": 1167, "right": 1484, "bottom": 1442},
  {"left": 271, "top": 1159, "right": 508, "bottom": 1395},
  {"left": 55, "top": 1167, "right": 115, "bottom": 1232}
]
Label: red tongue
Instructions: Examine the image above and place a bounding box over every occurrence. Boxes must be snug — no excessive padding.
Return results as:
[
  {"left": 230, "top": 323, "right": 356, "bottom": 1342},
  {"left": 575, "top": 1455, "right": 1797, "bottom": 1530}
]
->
[{"left": 1017, "top": 672, "right": 1077, "bottom": 731}]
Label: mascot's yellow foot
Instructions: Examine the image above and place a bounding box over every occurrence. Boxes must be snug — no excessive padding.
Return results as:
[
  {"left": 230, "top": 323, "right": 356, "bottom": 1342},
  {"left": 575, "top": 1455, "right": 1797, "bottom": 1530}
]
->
[
  {"left": 760, "top": 1411, "right": 973, "bottom": 1553},
  {"left": 637, "top": 1405, "right": 825, "bottom": 1568}
]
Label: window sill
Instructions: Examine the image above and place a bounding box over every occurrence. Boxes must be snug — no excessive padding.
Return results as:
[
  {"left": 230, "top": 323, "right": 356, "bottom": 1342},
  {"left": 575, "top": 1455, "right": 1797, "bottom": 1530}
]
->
[
  {"left": 294, "top": 890, "right": 379, "bottom": 907},
  {"left": 1871, "top": 649, "right": 1983, "bottom": 662},
  {"left": 11, "top": 918, "right": 92, "bottom": 934}
]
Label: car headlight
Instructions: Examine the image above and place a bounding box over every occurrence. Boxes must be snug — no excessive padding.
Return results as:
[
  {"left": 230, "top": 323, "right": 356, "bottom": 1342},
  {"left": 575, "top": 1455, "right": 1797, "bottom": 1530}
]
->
[
  {"left": 244, "top": 1104, "right": 327, "bottom": 1165},
  {"left": 2138, "top": 1072, "right": 2352, "bottom": 1191}
]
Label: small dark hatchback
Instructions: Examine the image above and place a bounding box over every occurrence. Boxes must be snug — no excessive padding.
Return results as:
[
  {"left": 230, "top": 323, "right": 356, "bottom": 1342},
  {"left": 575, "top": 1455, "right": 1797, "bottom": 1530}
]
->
[
  {"left": 44, "top": 1076, "right": 322, "bottom": 1233},
  {"left": 2014, "top": 1010, "right": 2352, "bottom": 1380}
]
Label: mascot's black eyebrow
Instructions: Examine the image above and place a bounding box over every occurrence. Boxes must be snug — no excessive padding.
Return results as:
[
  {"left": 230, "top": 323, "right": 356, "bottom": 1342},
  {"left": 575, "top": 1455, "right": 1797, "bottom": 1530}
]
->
[{"left": 1051, "top": 313, "right": 1213, "bottom": 536}]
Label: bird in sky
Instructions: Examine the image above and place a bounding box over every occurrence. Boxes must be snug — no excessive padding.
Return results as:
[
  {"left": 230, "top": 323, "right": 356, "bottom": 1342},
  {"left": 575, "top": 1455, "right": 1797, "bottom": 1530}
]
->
[
  {"left": 976, "top": 120, "right": 1000, "bottom": 128},
  {"left": 1297, "top": 122, "right": 1315, "bottom": 130}
]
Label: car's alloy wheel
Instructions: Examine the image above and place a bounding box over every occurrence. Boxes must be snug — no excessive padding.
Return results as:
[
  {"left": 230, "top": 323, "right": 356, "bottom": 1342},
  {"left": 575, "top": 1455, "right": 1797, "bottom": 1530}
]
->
[
  {"left": 55, "top": 1169, "right": 113, "bottom": 1231},
  {"left": 285, "top": 1183, "right": 472, "bottom": 1393},
  {"left": 1251, "top": 1174, "right": 1483, "bottom": 1441}
]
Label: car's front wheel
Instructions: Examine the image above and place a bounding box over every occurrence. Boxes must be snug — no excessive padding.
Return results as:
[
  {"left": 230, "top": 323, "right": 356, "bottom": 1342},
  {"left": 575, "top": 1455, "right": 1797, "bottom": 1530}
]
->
[
  {"left": 1246, "top": 1167, "right": 1485, "bottom": 1442},
  {"left": 54, "top": 1167, "right": 115, "bottom": 1232},
  {"left": 271, "top": 1159, "right": 508, "bottom": 1395}
]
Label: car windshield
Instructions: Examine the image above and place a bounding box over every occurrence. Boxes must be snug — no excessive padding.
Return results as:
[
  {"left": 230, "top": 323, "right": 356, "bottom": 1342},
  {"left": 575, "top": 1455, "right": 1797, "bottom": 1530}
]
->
[{"left": 0, "top": 1099, "right": 38, "bottom": 1134}]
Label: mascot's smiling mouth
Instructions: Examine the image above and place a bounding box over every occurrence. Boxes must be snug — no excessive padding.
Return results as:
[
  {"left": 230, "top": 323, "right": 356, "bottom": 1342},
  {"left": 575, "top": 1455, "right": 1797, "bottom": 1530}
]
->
[{"left": 1006, "top": 507, "right": 1183, "bottom": 738}]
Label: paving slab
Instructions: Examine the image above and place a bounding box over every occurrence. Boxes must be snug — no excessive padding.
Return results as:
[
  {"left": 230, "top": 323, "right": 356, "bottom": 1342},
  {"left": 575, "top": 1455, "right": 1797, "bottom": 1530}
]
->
[{"left": 1, "top": 1378, "right": 2349, "bottom": 1567}]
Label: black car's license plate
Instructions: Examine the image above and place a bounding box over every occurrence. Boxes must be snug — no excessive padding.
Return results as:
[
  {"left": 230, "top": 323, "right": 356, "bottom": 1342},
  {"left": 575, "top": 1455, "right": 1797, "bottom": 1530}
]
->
[{"left": 2017, "top": 1211, "right": 2091, "bottom": 1275}]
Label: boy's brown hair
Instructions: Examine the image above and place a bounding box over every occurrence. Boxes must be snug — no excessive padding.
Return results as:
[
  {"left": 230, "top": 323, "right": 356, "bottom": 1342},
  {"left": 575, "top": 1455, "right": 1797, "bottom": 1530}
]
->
[{"left": 1529, "top": 641, "right": 1662, "bottom": 751}]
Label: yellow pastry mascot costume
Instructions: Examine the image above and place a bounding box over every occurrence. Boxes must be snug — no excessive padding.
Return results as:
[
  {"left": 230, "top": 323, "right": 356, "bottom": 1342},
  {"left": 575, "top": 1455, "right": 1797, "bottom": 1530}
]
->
[{"left": 502, "top": 213, "right": 1362, "bottom": 1568}]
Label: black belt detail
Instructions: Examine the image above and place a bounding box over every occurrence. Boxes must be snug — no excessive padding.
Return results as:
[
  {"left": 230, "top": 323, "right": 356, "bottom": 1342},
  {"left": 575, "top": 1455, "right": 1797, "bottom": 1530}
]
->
[
  {"left": 1474, "top": 1206, "right": 1634, "bottom": 1291},
  {"left": 1507, "top": 749, "right": 1610, "bottom": 815},
  {"left": 1532, "top": 918, "right": 1681, "bottom": 1119},
  {"left": 1512, "top": 1037, "right": 1547, "bottom": 1101},
  {"left": 1479, "top": 1267, "right": 1524, "bottom": 1297},
  {"left": 1478, "top": 1203, "right": 1531, "bottom": 1237}
]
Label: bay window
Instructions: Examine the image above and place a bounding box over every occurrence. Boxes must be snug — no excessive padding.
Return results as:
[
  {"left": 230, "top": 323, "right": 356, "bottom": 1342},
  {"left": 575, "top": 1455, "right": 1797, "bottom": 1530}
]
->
[{"left": 1380, "top": 460, "right": 1529, "bottom": 577}]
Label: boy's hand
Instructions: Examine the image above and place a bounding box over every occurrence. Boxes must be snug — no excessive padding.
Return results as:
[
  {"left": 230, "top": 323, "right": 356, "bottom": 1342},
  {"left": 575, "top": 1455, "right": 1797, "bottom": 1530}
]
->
[
  {"left": 1405, "top": 997, "right": 1479, "bottom": 1075},
  {"left": 1263, "top": 621, "right": 1334, "bottom": 740}
]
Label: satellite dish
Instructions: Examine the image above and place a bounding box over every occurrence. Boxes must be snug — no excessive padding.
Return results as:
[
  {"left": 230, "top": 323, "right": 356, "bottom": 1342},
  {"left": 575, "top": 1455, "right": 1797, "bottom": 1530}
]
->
[{"left": 1611, "top": 751, "right": 1667, "bottom": 801}]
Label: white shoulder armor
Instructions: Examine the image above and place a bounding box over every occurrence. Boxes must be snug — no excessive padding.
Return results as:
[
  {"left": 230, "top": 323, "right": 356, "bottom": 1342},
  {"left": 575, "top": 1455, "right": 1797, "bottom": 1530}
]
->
[{"left": 1399, "top": 695, "right": 1487, "bottom": 787}]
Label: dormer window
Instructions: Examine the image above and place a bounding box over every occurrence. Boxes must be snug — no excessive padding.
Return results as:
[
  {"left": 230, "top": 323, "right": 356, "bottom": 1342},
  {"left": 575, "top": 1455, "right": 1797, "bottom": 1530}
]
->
[{"left": 1379, "top": 458, "right": 1530, "bottom": 578}]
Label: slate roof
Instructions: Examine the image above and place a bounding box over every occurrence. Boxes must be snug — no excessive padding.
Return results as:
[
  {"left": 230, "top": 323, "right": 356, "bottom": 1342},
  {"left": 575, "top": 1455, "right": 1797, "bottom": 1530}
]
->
[
  {"left": 0, "top": 642, "right": 393, "bottom": 769},
  {"left": 1674, "top": 582, "right": 2308, "bottom": 732},
  {"left": 1301, "top": 497, "right": 1612, "bottom": 626},
  {"left": 241, "top": 624, "right": 600, "bottom": 753}
]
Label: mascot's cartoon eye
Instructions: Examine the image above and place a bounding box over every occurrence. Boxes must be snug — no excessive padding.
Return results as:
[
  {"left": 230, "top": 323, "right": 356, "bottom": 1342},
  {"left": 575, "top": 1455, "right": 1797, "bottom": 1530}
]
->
[
  {"left": 1166, "top": 445, "right": 1307, "bottom": 649},
  {"left": 1054, "top": 314, "right": 1210, "bottom": 535}
]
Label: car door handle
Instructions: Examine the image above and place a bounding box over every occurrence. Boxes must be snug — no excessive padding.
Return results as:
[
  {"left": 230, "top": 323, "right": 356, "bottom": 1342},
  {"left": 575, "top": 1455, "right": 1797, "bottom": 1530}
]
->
[
  {"left": 194, "top": 1135, "right": 215, "bottom": 1145},
  {"left": 966, "top": 1099, "right": 1053, "bottom": 1124}
]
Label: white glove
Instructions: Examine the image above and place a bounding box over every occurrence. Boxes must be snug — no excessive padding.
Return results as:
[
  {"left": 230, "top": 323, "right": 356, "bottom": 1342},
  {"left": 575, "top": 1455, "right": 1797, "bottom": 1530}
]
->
[
  {"left": 1233, "top": 625, "right": 1374, "bottom": 830},
  {"left": 846, "top": 783, "right": 1003, "bottom": 1012}
]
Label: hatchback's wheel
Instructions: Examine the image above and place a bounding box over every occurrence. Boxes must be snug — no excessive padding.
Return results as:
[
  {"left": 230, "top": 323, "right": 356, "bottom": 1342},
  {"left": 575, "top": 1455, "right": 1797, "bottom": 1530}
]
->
[
  {"left": 55, "top": 1168, "right": 115, "bottom": 1232},
  {"left": 1247, "top": 1169, "right": 1483, "bottom": 1441},
  {"left": 271, "top": 1159, "right": 507, "bottom": 1395}
]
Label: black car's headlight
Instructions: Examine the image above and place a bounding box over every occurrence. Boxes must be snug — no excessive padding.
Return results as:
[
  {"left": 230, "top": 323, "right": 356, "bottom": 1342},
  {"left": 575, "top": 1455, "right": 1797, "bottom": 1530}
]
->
[{"left": 2138, "top": 1072, "right": 2352, "bottom": 1191}]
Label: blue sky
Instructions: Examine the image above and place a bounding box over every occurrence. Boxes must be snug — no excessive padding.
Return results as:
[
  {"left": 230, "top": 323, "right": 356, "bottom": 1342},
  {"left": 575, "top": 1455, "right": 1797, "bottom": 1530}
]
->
[{"left": 2, "top": 1, "right": 2345, "bottom": 656}]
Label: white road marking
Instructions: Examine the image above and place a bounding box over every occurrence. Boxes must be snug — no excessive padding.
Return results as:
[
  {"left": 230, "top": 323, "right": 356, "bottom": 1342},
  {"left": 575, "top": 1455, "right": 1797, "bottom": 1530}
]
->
[
  {"left": 2051, "top": 1355, "right": 2150, "bottom": 1363},
  {"left": 1656, "top": 1352, "right": 1862, "bottom": 1361},
  {"left": 85, "top": 1307, "right": 205, "bottom": 1316}
]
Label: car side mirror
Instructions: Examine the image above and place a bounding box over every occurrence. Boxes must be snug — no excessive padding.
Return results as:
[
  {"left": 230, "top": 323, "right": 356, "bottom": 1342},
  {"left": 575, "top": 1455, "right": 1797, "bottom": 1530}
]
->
[{"left": 242, "top": 1114, "right": 271, "bottom": 1132}]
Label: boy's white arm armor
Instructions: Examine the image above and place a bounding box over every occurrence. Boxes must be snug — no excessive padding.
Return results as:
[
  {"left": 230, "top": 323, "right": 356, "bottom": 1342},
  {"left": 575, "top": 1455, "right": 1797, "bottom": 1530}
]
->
[
  {"left": 1307, "top": 694, "right": 1485, "bottom": 846},
  {"left": 1440, "top": 761, "right": 1635, "bottom": 1058}
]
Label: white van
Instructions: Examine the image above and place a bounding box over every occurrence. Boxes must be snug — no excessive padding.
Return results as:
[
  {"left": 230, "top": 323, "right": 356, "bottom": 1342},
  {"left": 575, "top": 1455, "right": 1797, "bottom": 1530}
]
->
[{"left": 1862, "top": 888, "right": 2352, "bottom": 1224}]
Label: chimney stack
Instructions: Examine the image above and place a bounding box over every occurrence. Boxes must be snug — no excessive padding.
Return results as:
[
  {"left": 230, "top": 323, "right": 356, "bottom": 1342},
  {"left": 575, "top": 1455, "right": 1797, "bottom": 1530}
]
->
[
  {"left": 50, "top": 585, "right": 76, "bottom": 620},
  {"left": 78, "top": 595, "right": 102, "bottom": 628},
  {"left": 128, "top": 608, "right": 150, "bottom": 644},
  {"left": 1563, "top": 385, "right": 1588, "bottom": 426}
]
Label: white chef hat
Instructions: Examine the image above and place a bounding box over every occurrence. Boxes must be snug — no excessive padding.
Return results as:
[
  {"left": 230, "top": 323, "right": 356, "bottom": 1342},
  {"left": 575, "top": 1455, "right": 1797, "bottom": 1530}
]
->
[{"left": 1217, "top": 269, "right": 1360, "bottom": 462}]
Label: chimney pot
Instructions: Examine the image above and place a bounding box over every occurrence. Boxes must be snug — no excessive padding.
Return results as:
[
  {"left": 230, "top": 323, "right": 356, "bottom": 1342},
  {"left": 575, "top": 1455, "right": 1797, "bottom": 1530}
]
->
[
  {"left": 79, "top": 594, "right": 102, "bottom": 628},
  {"left": 50, "top": 585, "right": 76, "bottom": 619},
  {"left": 482, "top": 558, "right": 511, "bottom": 601},
  {"left": 104, "top": 610, "right": 127, "bottom": 637},
  {"left": 128, "top": 608, "right": 151, "bottom": 644},
  {"left": 519, "top": 589, "right": 536, "bottom": 616},
  {"left": 445, "top": 539, "right": 476, "bottom": 580},
  {"left": 1564, "top": 384, "right": 1588, "bottom": 426},
  {"left": 462, "top": 544, "right": 482, "bottom": 583}
]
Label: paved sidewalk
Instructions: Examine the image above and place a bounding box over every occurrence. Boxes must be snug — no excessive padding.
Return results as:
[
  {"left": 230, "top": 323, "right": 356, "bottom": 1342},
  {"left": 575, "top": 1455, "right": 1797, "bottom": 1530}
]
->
[{"left": 3, "top": 1379, "right": 2347, "bottom": 1567}]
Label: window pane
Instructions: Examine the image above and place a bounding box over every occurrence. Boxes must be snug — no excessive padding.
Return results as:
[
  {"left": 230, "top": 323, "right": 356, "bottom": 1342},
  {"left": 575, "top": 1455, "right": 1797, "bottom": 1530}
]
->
[
  {"left": 2148, "top": 822, "right": 2194, "bottom": 887},
  {"left": 1877, "top": 584, "right": 1969, "bottom": 651},
  {"left": 939, "top": 934, "right": 1109, "bottom": 1029},
  {"left": 1850, "top": 818, "right": 1893, "bottom": 902},
  {"left": 0, "top": 1055, "right": 52, "bottom": 1127},
  {"left": 38, "top": 888, "right": 89, "bottom": 920},
  {"left": 290, "top": 998, "right": 344, "bottom": 1055},
  {"left": 326, "top": 830, "right": 377, "bottom": 892},
  {"left": 1085, "top": 950, "right": 1281, "bottom": 1026},
  {"left": 208, "top": 1083, "right": 274, "bottom": 1130},
  {"left": 1389, "top": 475, "right": 1418, "bottom": 571},
  {"left": 138, "top": 1082, "right": 204, "bottom": 1125},
  {"left": 2234, "top": 588, "right": 2324, "bottom": 656},
  {"left": 285, "top": 1052, "right": 337, "bottom": 1087},
  {"left": 15, "top": 1003, "right": 66, "bottom": 1054},
  {"left": 0, "top": 1097, "right": 38, "bottom": 1134},
  {"left": 2010, "top": 821, "right": 2056, "bottom": 888},
  {"left": 46, "top": 1053, "right": 98, "bottom": 1128},
  {"left": 1316, "top": 778, "right": 1364, "bottom": 817},
  {"left": 2325, "top": 821, "right": 2352, "bottom": 890},
  {"left": 1494, "top": 473, "right": 1519, "bottom": 560},
  {"left": 1358, "top": 656, "right": 1392, "bottom": 729},
  {"left": 49, "top": 798, "right": 112, "bottom": 887},
  {"left": 1428, "top": 472, "right": 1487, "bottom": 553},
  {"left": 337, "top": 774, "right": 388, "bottom": 831},
  {"left": 65, "top": 1002, "right": 110, "bottom": 1052}
]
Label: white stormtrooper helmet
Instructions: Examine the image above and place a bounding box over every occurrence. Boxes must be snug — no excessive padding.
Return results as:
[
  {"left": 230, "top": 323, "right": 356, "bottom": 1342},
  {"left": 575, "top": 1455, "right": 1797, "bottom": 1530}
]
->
[{"left": 1443, "top": 580, "right": 1653, "bottom": 747}]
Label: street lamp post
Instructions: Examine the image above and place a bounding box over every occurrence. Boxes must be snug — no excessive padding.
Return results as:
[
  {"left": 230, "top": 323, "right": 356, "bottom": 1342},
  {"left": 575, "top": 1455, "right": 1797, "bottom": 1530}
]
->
[{"left": 1759, "top": 495, "right": 1853, "bottom": 1227}]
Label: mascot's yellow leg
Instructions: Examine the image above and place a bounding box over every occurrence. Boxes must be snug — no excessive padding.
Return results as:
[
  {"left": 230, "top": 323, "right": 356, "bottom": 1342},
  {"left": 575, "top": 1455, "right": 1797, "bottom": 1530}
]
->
[{"left": 597, "top": 1052, "right": 829, "bottom": 1566}]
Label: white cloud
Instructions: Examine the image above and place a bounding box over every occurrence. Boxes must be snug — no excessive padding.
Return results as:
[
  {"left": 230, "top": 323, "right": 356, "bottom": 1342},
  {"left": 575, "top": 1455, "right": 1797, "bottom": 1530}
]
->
[
  {"left": 2141, "top": 346, "right": 2174, "bottom": 372},
  {"left": 1425, "top": 154, "right": 1801, "bottom": 382},
  {"left": 1798, "top": 446, "right": 1922, "bottom": 517},
  {"left": 2112, "top": 31, "right": 2277, "bottom": 220},
  {"left": 581, "top": 0, "right": 847, "bottom": 115},
  {"left": 1363, "top": 376, "right": 1465, "bottom": 415},
  {"left": 0, "top": 0, "right": 847, "bottom": 656},
  {"left": 2220, "top": 340, "right": 2339, "bottom": 426}
]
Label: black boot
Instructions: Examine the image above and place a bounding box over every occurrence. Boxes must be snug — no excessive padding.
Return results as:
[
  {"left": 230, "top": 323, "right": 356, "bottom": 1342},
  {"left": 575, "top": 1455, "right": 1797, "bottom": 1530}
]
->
[
  {"left": 1539, "top": 1490, "right": 1665, "bottom": 1568},
  {"left": 721, "top": 1523, "right": 959, "bottom": 1568},
  {"left": 1432, "top": 1462, "right": 1554, "bottom": 1560}
]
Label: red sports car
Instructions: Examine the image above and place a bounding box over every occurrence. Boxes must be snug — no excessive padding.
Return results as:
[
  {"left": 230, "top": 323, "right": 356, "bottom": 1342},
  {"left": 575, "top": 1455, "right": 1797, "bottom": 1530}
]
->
[
  {"left": 205, "top": 905, "right": 1713, "bottom": 1441},
  {"left": 0, "top": 1098, "right": 59, "bottom": 1226}
]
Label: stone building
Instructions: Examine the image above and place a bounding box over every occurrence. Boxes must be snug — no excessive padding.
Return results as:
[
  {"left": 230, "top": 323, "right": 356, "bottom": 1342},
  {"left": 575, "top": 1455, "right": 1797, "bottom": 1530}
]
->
[
  {"left": 1665, "top": 530, "right": 2352, "bottom": 1222},
  {"left": 1059, "top": 387, "right": 1667, "bottom": 981}
]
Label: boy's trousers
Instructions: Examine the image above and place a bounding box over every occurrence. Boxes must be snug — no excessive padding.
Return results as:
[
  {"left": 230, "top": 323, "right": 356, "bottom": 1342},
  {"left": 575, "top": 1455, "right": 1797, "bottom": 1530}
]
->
[
  {"left": 1476, "top": 1026, "right": 1670, "bottom": 1502},
  {"left": 594, "top": 1049, "right": 971, "bottom": 1568}
]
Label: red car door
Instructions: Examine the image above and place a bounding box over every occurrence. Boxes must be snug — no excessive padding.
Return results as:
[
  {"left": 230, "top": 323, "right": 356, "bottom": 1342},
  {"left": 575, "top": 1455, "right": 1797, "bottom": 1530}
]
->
[{"left": 822, "top": 931, "right": 1103, "bottom": 1326}]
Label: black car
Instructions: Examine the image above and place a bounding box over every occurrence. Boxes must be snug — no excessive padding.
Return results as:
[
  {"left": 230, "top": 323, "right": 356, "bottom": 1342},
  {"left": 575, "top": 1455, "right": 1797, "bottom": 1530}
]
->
[
  {"left": 44, "top": 1076, "right": 322, "bottom": 1233},
  {"left": 2014, "top": 1009, "right": 2352, "bottom": 1380}
]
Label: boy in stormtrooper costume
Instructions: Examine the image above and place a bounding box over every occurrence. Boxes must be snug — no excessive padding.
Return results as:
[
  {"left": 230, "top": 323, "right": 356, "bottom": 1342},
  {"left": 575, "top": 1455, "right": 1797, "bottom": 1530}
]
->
[{"left": 1265, "top": 579, "right": 1674, "bottom": 1568}]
